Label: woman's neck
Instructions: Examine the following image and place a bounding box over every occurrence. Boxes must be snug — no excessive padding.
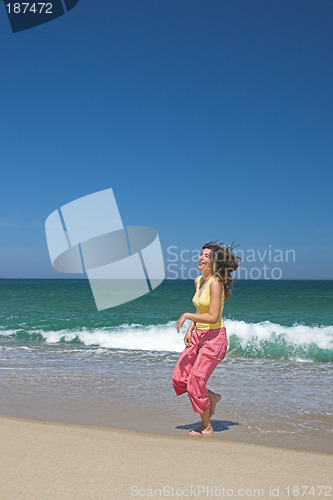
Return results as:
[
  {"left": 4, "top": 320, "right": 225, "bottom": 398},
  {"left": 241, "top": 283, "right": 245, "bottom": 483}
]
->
[{"left": 201, "top": 271, "right": 213, "bottom": 282}]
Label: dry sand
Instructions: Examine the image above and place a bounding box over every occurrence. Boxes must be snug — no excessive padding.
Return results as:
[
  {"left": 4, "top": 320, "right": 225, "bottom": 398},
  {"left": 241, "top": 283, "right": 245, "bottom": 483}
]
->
[{"left": 0, "top": 415, "right": 332, "bottom": 500}]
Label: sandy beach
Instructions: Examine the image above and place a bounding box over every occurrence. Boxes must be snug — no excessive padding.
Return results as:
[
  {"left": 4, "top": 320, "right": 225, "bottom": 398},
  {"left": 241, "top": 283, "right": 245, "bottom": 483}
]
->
[{"left": 1, "top": 415, "right": 332, "bottom": 500}]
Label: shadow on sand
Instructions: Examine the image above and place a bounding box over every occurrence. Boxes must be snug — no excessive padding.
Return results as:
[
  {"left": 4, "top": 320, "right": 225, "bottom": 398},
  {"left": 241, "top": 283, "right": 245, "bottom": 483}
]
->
[{"left": 176, "top": 419, "right": 239, "bottom": 433}]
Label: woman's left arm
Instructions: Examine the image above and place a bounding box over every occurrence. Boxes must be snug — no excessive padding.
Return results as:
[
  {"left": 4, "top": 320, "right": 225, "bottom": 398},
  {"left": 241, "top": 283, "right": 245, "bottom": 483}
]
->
[{"left": 177, "top": 280, "right": 222, "bottom": 332}]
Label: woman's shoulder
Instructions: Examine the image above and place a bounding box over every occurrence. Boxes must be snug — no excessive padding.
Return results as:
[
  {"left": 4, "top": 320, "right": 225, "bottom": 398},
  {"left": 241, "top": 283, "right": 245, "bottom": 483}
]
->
[{"left": 210, "top": 277, "right": 223, "bottom": 293}]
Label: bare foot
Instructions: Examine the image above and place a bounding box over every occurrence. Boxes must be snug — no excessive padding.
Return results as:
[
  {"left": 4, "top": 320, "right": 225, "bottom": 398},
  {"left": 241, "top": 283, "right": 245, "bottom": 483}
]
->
[
  {"left": 188, "top": 426, "right": 213, "bottom": 437},
  {"left": 208, "top": 390, "right": 221, "bottom": 417}
]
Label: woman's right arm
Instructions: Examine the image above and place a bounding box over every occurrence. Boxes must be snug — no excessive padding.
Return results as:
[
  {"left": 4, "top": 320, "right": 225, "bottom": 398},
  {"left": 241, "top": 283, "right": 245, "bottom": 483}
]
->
[
  {"left": 184, "top": 321, "right": 195, "bottom": 347},
  {"left": 184, "top": 277, "right": 198, "bottom": 346},
  {"left": 184, "top": 276, "right": 199, "bottom": 347}
]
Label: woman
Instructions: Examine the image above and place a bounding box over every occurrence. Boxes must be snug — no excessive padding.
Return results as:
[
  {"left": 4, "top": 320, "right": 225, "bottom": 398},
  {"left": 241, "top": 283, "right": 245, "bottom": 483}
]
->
[{"left": 172, "top": 241, "right": 240, "bottom": 436}]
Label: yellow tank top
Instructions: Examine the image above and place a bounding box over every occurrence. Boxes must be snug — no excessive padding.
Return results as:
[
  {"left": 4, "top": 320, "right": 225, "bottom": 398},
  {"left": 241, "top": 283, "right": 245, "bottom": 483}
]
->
[{"left": 192, "top": 275, "right": 224, "bottom": 330}]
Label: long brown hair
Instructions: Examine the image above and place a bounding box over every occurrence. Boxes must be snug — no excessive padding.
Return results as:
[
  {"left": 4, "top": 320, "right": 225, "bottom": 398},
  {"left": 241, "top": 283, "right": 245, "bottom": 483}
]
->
[{"left": 202, "top": 241, "right": 241, "bottom": 301}]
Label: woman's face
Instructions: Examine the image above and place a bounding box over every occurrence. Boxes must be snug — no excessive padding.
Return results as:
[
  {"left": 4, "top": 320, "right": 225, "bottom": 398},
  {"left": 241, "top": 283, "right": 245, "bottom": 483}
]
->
[{"left": 198, "top": 248, "right": 213, "bottom": 274}]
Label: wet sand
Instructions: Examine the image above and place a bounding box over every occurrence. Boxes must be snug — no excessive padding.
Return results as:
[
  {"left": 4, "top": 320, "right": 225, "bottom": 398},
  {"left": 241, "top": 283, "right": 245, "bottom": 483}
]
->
[{"left": 1, "top": 343, "right": 333, "bottom": 454}]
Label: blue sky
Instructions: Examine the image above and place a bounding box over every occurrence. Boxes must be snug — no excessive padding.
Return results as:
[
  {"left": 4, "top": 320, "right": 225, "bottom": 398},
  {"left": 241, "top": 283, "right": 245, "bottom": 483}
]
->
[{"left": 0, "top": 0, "right": 332, "bottom": 279}]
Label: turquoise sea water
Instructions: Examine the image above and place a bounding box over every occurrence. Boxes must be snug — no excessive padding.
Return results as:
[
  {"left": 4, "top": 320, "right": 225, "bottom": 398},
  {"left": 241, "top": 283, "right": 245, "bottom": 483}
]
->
[
  {"left": 1, "top": 279, "right": 332, "bottom": 362},
  {"left": 0, "top": 279, "right": 332, "bottom": 452}
]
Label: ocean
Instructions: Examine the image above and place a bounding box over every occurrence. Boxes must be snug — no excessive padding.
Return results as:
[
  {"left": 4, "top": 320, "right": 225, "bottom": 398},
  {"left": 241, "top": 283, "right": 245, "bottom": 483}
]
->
[{"left": 0, "top": 279, "right": 332, "bottom": 452}]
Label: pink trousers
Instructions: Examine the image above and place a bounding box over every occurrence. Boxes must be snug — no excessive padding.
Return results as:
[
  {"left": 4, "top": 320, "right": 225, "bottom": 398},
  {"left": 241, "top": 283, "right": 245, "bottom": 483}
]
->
[{"left": 172, "top": 327, "right": 228, "bottom": 414}]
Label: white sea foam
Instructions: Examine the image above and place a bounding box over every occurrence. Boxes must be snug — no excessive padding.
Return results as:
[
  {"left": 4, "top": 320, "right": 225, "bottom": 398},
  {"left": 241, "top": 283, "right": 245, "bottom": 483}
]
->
[
  {"left": 224, "top": 319, "right": 333, "bottom": 351},
  {"left": 38, "top": 321, "right": 184, "bottom": 353},
  {"left": 0, "top": 320, "right": 332, "bottom": 361}
]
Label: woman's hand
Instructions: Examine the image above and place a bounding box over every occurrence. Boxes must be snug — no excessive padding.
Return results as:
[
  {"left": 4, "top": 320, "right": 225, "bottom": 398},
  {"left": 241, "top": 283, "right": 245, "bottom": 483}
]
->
[
  {"left": 177, "top": 313, "right": 188, "bottom": 333},
  {"left": 184, "top": 329, "right": 193, "bottom": 347}
]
